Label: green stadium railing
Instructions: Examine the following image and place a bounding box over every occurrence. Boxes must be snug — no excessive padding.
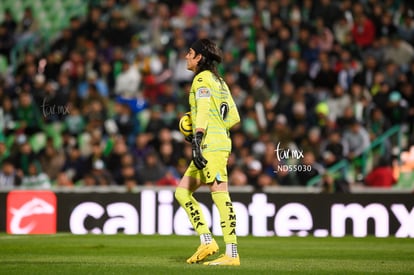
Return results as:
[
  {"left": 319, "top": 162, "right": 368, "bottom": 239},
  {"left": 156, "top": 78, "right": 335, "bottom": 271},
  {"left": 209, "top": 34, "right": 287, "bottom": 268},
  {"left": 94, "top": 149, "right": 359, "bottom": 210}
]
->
[
  {"left": 307, "top": 124, "right": 403, "bottom": 187},
  {"left": 359, "top": 124, "right": 402, "bottom": 175}
]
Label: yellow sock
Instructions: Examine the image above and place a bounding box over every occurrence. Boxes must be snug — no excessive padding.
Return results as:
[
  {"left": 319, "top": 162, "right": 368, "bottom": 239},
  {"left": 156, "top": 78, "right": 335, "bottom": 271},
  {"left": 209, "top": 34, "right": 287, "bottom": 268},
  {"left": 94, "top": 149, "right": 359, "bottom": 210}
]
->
[
  {"left": 175, "top": 187, "right": 211, "bottom": 235},
  {"left": 211, "top": 191, "right": 237, "bottom": 244}
]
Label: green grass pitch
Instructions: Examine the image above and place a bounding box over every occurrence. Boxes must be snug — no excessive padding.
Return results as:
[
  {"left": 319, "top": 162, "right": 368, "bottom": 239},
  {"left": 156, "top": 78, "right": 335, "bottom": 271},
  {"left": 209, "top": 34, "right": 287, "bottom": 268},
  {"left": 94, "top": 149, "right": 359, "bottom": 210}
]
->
[{"left": 0, "top": 234, "right": 413, "bottom": 275}]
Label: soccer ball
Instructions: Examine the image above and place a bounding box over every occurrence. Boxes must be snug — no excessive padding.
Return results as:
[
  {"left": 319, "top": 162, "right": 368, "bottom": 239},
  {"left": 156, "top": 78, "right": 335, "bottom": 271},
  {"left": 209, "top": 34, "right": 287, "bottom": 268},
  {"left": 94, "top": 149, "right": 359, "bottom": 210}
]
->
[{"left": 179, "top": 112, "right": 193, "bottom": 137}]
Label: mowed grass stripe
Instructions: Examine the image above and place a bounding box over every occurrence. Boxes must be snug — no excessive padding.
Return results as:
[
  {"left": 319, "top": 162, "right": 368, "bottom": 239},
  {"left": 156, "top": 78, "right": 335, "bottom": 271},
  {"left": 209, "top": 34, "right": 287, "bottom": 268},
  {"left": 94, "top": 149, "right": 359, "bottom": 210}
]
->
[{"left": 0, "top": 234, "right": 413, "bottom": 275}]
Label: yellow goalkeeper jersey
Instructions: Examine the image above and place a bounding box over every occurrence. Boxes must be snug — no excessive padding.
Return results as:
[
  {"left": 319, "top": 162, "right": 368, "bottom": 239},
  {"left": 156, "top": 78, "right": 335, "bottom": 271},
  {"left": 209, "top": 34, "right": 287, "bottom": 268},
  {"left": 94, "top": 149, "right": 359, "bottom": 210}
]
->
[{"left": 189, "top": 70, "right": 240, "bottom": 153}]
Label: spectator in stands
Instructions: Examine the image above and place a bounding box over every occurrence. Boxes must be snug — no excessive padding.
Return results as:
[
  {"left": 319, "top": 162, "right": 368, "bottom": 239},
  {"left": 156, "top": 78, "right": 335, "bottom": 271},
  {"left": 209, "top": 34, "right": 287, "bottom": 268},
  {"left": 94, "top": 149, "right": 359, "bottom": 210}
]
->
[
  {"left": 38, "top": 137, "right": 66, "bottom": 181},
  {"left": 110, "top": 151, "right": 137, "bottom": 185},
  {"left": 60, "top": 50, "right": 84, "bottom": 84},
  {"left": 145, "top": 105, "right": 166, "bottom": 134},
  {"left": 61, "top": 144, "right": 86, "bottom": 184},
  {"left": 301, "top": 127, "right": 323, "bottom": 161},
  {"left": 290, "top": 59, "right": 312, "bottom": 89},
  {"left": 257, "top": 173, "right": 275, "bottom": 189},
  {"left": 15, "top": 92, "right": 44, "bottom": 135},
  {"left": 373, "top": 80, "right": 392, "bottom": 114},
  {"left": 83, "top": 99, "right": 107, "bottom": 132},
  {"left": 110, "top": 16, "right": 134, "bottom": 48},
  {"left": 1, "top": 9, "right": 17, "bottom": 35},
  {"left": 397, "top": 11, "right": 414, "bottom": 45},
  {"left": 327, "top": 84, "right": 351, "bottom": 123},
  {"left": 315, "top": 18, "right": 334, "bottom": 53},
  {"left": 342, "top": 118, "right": 371, "bottom": 160},
  {"left": 382, "top": 61, "right": 401, "bottom": 90},
  {"left": 385, "top": 91, "right": 409, "bottom": 125},
  {"left": 106, "top": 136, "right": 128, "bottom": 175},
  {"left": 230, "top": 131, "right": 249, "bottom": 167},
  {"left": 314, "top": 0, "right": 342, "bottom": 28},
  {"left": 55, "top": 172, "right": 74, "bottom": 187},
  {"left": 64, "top": 107, "right": 86, "bottom": 136},
  {"left": 365, "top": 157, "right": 397, "bottom": 187},
  {"left": 290, "top": 101, "right": 310, "bottom": 145},
  {"left": 375, "top": 11, "right": 397, "bottom": 39},
  {"left": 400, "top": 81, "right": 414, "bottom": 142},
  {"left": 113, "top": 103, "right": 136, "bottom": 140},
  {"left": 11, "top": 135, "right": 36, "bottom": 176},
  {"left": 84, "top": 140, "right": 106, "bottom": 172},
  {"left": 274, "top": 81, "right": 294, "bottom": 117},
  {"left": 132, "top": 133, "right": 154, "bottom": 168},
  {"left": 337, "top": 55, "right": 358, "bottom": 92},
  {"left": 114, "top": 59, "right": 141, "bottom": 99},
  {"left": 89, "top": 159, "right": 115, "bottom": 186},
  {"left": 81, "top": 173, "right": 98, "bottom": 186},
  {"left": 78, "top": 70, "right": 109, "bottom": 99},
  {"left": 31, "top": 73, "right": 47, "bottom": 110},
  {"left": 21, "top": 161, "right": 51, "bottom": 189},
  {"left": 349, "top": 83, "right": 371, "bottom": 122},
  {"left": 353, "top": 55, "right": 378, "bottom": 89},
  {"left": 118, "top": 163, "right": 140, "bottom": 186},
  {"left": 0, "top": 158, "right": 21, "bottom": 188},
  {"left": 0, "top": 23, "right": 14, "bottom": 64},
  {"left": 157, "top": 139, "right": 180, "bottom": 171},
  {"left": 295, "top": 151, "right": 324, "bottom": 186},
  {"left": 137, "top": 150, "right": 167, "bottom": 186},
  {"left": 273, "top": 159, "right": 296, "bottom": 186},
  {"left": 50, "top": 29, "right": 75, "bottom": 59},
  {"left": 383, "top": 35, "right": 414, "bottom": 71},
  {"left": 0, "top": 96, "right": 17, "bottom": 136},
  {"left": 366, "top": 107, "right": 391, "bottom": 141},
  {"left": 0, "top": 137, "right": 10, "bottom": 165},
  {"left": 313, "top": 56, "right": 338, "bottom": 94},
  {"left": 82, "top": 6, "right": 104, "bottom": 45},
  {"left": 320, "top": 130, "right": 348, "bottom": 167},
  {"left": 314, "top": 101, "right": 334, "bottom": 135},
  {"left": 245, "top": 159, "right": 263, "bottom": 189},
  {"left": 16, "top": 7, "right": 38, "bottom": 43},
  {"left": 336, "top": 105, "right": 356, "bottom": 132},
  {"left": 351, "top": 13, "right": 376, "bottom": 49},
  {"left": 321, "top": 173, "right": 350, "bottom": 193},
  {"left": 242, "top": 108, "right": 260, "bottom": 139},
  {"left": 156, "top": 169, "right": 178, "bottom": 186},
  {"left": 333, "top": 16, "right": 352, "bottom": 46},
  {"left": 229, "top": 166, "right": 248, "bottom": 187},
  {"left": 248, "top": 73, "right": 272, "bottom": 106}
]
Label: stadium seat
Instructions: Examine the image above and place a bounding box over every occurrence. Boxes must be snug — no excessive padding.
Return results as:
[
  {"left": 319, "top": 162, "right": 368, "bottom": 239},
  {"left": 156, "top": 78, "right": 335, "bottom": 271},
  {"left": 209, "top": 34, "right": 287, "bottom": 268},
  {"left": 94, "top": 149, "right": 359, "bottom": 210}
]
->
[
  {"left": 6, "top": 135, "right": 15, "bottom": 149},
  {"left": 0, "top": 55, "right": 8, "bottom": 73},
  {"left": 29, "top": 132, "right": 47, "bottom": 153},
  {"left": 395, "top": 171, "right": 414, "bottom": 189}
]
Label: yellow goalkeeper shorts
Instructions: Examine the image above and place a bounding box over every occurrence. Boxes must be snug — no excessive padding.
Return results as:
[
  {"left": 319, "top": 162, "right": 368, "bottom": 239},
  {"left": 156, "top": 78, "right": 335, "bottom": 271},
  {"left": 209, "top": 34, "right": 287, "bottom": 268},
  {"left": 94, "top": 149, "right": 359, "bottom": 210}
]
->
[{"left": 184, "top": 151, "right": 229, "bottom": 184}]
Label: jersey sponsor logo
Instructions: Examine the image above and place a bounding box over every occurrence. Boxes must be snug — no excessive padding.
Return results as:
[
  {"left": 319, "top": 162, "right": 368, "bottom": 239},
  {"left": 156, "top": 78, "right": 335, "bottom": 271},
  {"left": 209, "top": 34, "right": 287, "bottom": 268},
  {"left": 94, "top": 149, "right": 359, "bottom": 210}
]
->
[
  {"left": 197, "top": 77, "right": 203, "bottom": 82},
  {"left": 220, "top": 102, "right": 229, "bottom": 120},
  {"left": 7, "top": 191, "right": 57, "bottom": 234},
  {"left": 196, "top": 87, "right": 211, "bottom": 99}
]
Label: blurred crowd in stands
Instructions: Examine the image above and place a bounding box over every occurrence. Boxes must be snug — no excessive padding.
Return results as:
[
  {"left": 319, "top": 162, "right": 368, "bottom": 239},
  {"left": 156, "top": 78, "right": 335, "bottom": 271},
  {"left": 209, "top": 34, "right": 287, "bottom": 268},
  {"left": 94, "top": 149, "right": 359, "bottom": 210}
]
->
[{"left": 1, "top": 0, "right": 414, "bottom": 192}]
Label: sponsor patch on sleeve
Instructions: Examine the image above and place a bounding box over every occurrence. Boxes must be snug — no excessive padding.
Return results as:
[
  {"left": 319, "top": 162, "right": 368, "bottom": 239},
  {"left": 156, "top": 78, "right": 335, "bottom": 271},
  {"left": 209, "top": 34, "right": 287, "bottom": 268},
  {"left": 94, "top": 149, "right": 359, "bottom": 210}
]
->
[{"left": 196, "top": 87, "right": 211, "bottom": 99}]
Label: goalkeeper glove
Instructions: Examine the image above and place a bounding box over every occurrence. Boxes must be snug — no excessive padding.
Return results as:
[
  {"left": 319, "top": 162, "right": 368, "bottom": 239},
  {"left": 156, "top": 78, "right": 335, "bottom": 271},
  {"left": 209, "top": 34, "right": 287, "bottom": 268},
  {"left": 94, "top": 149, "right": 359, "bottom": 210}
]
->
[{"left": 192, "top": 131, "right": 208, "bottom": 169}]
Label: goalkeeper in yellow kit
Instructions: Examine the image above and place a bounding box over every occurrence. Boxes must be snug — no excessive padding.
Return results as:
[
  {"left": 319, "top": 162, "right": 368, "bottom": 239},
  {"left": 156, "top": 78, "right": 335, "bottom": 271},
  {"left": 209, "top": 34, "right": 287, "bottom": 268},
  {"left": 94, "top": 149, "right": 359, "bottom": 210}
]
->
[{"left": 174, "top": 38, "right": 241, "bottom": 265}]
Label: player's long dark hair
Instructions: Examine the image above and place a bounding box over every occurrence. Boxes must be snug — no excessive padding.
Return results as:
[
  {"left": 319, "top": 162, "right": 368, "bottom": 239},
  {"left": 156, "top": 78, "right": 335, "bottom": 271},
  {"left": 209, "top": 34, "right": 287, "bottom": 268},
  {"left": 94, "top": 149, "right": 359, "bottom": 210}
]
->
[{"left": 192, "top": 39, "right": 223, "bottom": 84}]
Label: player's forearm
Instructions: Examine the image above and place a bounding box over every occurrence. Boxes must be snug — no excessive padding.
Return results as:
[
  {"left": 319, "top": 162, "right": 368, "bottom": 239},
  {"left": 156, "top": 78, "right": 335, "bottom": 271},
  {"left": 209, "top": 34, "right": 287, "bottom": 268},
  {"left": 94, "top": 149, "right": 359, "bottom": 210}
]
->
[{"left": 195, "top": 98, "right": 209, "bottom": 131}]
